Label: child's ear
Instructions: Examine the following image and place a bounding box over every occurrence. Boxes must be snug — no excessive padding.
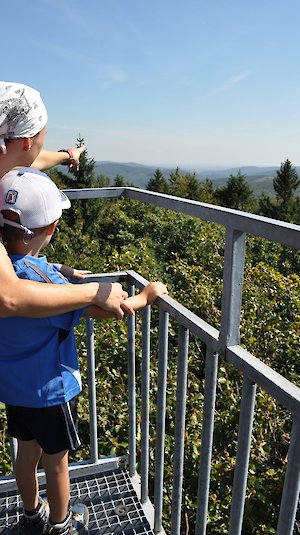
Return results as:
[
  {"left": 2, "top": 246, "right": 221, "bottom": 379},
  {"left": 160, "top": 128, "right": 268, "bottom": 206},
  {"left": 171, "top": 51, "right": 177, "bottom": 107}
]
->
[{"left": 47, "top": 220, "right": 58, "bottom": 235}]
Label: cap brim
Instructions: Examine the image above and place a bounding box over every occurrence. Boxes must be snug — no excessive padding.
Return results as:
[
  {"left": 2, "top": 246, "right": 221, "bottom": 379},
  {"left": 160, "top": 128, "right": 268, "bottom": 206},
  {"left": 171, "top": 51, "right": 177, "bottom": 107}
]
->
[{"left": 60, "top": 191, "right": 71, "bottom": 209}]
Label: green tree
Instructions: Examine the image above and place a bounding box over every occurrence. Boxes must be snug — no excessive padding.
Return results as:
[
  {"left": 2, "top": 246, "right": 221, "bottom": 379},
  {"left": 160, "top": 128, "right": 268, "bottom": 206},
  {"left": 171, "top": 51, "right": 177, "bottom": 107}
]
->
[
  {"left": 147, "top": 168, "right": 169, "bottom": 194},
  {"left": 114, "top": 174, "right": 126, "bottom": 187},
  {"left": 71, "top": 135, "right": 96, "bottom": 187},
  {"left": 197, "top": 178, "right": 217, "bottom": 204},
  {"left": 259, "top": 159, "right": 300, "bottom": 223},
  {"left": 215, "top": 170, "right": 255, "bottom": 211},
  {"left": 52, "top": 135, "right": 102, "bottom": 236},
  {"left": 168, "top": 168, "right": 203, "bottom": 200},
  {"left": 168, "top": 167, "right": 186, "bottom": 197},
  {"left": 96, "top": 175, "right": 110, "bottom": 188},
  {"left": 185, "top": 172, "right": 201, "bottom": 200}
]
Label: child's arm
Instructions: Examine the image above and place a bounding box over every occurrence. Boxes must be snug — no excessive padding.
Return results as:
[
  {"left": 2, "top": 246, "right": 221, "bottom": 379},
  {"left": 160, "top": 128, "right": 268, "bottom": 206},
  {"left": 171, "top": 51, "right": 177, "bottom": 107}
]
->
[
  {"left": 126, "top": 282, "right": 168, "bottom": 309},
  {"left": 0, "top": 242, "right": 131, "bottom": 319},
  {"left": 85, "top": 282, "right": 168, "bottom": 320},
  {"left": 55, "top": 263, "right": 92, "bottom": 279}
]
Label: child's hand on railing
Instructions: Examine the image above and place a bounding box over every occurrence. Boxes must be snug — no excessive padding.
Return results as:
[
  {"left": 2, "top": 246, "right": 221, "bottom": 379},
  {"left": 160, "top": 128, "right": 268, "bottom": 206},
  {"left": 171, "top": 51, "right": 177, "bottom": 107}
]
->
[
  {"left": 59, "top": 264, "right": 92, "bottom": 279},
  {"left": 141, "top": 282, "right": 168, "bottom": 305}
]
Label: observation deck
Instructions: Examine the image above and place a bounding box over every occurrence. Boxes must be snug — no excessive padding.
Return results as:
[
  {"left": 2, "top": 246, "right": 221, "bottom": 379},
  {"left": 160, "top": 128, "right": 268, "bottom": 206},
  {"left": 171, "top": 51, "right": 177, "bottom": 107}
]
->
[{"left": 0, "top": 187, "right": 300, "bottom": 535}]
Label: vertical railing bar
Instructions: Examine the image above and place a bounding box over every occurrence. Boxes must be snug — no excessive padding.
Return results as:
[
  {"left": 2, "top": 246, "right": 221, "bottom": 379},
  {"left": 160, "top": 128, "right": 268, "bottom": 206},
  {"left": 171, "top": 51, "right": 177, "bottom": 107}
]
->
[
  {"left": 9, "top": 437, "right": 18, "bottom": 468},
  {"left": 141, "top": 304, "right": 151, "bottom": 503},
  {"left": 228, "top": 377, "right": 257, "bottom": 535},
  {"left": 195, "top": 347, "right": 218, "bottom": 535},
  {"left": 171, "top": 325, "right": 189, "bottom": 535},
  {"left": 154, "top": 309, "right": 169, "bottom": 534},
  {"left": 219, "top": 228, "right": 246, "bottom": 350},
  {"left": 276, "top": 416, "right": 300, "bottom": 535},
  {"left": 86, "top": 317, "right": 98, "bottom": 463},
  {"left": 127, "top": 282, "right": 136, "bottom": 476}
]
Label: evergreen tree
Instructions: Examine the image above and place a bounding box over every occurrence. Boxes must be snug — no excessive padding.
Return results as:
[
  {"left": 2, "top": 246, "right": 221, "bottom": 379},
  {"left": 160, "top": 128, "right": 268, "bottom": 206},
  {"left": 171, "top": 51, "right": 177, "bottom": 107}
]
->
[
  {"left": 215, "top": 170, "right": 254, "bottom": 211},
  {"left": 114, "top": 174, "right": 126, "bottom": 187},
  {"left": 260, "top": 159, "right": 300, "bottom": 223},
  {"left": 185, "top": 172, "right": 201, "bottom": 200},
  {"left": 96, "top": 175, "right": 110, "bottom": 188},
  {"left": 168, "top": 167, "right": 186, "bottom": 197},
  {"left": 69, "top": 134, "right": 96, "bottom": 188},
  {"left": 197, "top": 179, "right": 217, "bottom": 204},
  {"left": 55, "top": 135, "right": 101, "bottom": 235},
  {"left": 146, "top": 168, "right": 169, "bottom": 193}
]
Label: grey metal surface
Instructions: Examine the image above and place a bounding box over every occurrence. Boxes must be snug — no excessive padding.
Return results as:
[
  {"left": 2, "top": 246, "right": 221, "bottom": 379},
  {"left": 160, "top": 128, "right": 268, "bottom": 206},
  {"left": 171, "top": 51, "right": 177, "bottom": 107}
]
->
[
  {"left": 141, "top": 306, "right": 151, "bottom": 504},
  {"left": 228, "top": 378, "right": 257, "bottom": 535},
  {"left": 277, "top": 416, "right": 300, "bottom": 535},
  {"left": 154, "top": 309, "right": 169, "bottom": 534},
  {"left": 0, "top": 467, "right": 154, "bottom": 535},
  {"left": 195, "top": 348, "right": 219, "bottom": 535},
  {"left": 127, "top": 283, "right": 136, "bottom": 478},
  {"left": 171, "top": 325, "right": 189, "bottom": 535},
  {"left": 86, "top": 318, "right": 99, "bottom": 463},
  {"left": 219, "top": 228, "right": 246, "bottom": 350},
  {"left": 64, "top": 186, "right": 300, "bottom": 249}
]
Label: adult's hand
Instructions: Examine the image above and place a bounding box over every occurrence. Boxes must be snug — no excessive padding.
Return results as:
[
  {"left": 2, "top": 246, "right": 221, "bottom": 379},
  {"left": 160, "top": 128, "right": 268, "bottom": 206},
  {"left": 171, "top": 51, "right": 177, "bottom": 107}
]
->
[
  {"left": 68, "top": 145, "right": 86, "bottom": 171},
  {"left": 95, "top": 282, "right": 134, "bottom": 320}
]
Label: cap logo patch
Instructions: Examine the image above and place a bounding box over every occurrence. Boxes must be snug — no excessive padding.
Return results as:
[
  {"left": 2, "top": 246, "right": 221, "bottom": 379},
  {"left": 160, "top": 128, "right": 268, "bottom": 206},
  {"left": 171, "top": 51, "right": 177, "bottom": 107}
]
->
[{"left": 6, "top": 190, "right": 18, "bottom": 204}]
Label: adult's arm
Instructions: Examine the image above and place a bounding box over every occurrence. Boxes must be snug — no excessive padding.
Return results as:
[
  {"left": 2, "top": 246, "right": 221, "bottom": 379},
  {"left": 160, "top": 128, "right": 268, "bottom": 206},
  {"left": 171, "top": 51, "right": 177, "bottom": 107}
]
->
[
  {"left": 85, "top": 282, "right": 167, "bottom": 320},
  {"left": 30, "top": 146, "right": 85, "bottom": 172},
  {"left": 0, "top": 243, "right": 132, "bottom": 319}
]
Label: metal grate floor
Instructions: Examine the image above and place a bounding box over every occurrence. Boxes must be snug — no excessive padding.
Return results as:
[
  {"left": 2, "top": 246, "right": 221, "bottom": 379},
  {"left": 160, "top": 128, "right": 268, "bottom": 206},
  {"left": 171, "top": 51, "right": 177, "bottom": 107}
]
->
[{"left": 0, "top": 467, "right": 154, "bottom": 534}]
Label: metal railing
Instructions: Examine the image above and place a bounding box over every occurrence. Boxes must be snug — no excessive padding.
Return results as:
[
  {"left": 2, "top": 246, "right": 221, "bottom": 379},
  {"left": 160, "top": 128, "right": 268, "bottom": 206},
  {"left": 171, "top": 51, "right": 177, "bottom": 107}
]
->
[{"left": 5, "top": 187, "right": 300, "bottom": 534}]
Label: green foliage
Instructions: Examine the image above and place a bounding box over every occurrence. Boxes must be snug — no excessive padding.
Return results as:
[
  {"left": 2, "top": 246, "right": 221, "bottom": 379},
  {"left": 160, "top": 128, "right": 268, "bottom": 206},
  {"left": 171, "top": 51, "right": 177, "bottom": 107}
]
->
[
  {"left": 259, "top": 159, "right": 300, "bottom": 223},
  {"left": 146, "top": 167, "right": 258, "bottom": 210},
  {"left": 146, "top": 168, "right": 169, "bottom": 194},
  {"left": 215, "top": 170, "right": 256, "bottom": 211}
]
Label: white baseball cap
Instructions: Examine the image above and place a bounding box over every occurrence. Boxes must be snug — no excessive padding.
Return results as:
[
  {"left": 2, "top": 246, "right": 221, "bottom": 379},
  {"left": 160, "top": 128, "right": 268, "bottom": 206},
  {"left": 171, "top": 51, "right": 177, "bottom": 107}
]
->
[{"left": 0, "top": 167, "right": 71, "bottom": 235}]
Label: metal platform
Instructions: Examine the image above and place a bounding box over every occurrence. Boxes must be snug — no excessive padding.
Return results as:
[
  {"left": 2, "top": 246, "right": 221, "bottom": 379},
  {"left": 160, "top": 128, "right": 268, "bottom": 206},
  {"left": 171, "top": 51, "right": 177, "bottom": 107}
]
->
[{"left": 0, "top": 466, "right": 154, "bottom": 534}]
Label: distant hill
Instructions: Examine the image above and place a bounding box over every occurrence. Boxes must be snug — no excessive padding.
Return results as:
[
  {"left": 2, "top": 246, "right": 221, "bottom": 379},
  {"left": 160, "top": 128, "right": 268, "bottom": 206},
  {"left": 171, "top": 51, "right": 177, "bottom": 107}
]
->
[
  {"left": 61, "top": 161, "right": 300, "bottom": 197},
  {"left": 93, "top": 161, "right": 176, "bottom": 187}
]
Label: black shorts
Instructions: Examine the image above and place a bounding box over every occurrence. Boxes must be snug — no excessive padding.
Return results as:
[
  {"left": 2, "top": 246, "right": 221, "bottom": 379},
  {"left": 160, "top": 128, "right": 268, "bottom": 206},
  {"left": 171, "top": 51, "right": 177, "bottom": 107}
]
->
[{"left": 6, "top": 397, "right": 81, "bottom": 455}]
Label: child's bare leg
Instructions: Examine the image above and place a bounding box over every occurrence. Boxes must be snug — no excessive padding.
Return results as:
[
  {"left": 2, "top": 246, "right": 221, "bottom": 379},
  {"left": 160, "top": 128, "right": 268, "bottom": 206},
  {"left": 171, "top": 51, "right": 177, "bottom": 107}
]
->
[
  {"left": 41, "top": 450, "right": 70, "bottom": 524},
  {"left": 15, "top": 439, "right": 42, "bottom": 510}
]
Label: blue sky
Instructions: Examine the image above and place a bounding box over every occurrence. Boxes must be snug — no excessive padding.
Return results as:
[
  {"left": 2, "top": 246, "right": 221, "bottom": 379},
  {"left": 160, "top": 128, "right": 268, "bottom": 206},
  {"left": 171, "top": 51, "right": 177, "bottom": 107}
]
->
[{"left": 3, "top": 0, "right": 300, "bottom": 168}]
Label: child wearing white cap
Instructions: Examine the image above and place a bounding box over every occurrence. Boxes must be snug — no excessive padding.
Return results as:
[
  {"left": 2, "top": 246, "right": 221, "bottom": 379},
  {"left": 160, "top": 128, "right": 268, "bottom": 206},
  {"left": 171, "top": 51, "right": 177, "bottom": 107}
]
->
[{"left": 0, "top": 168, "right": 167, "bottom": 535}]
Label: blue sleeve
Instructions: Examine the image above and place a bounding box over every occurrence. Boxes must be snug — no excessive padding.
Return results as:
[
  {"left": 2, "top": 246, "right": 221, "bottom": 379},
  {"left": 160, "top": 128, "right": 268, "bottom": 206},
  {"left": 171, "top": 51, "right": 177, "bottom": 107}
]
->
[{"left": 12, "top": 257, "right": 89, "bottom": 329}]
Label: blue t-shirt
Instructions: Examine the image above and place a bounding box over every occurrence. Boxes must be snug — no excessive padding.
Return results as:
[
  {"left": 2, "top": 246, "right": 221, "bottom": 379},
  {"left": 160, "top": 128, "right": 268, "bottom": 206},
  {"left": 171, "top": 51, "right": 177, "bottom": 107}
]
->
[{"left": 0, "top": 255, "right": 87, "bottom": 408}]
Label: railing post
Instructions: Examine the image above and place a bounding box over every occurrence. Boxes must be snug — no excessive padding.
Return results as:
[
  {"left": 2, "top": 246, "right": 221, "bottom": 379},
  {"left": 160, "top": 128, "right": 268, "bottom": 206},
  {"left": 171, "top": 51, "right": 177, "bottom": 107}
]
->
[
  {"left": 195, "top": 347, "right": 218, "bottom": 535},
  {"left": 141, "top": 304, "right": 151, "bottom": 503},
  {"left": 9, "top": 437, "right": 18, "bottom": 468},
  {"left": 276, "top": 416, "right": 300, "bottom": 535},
  {"left": 228, "top": 377, "right": 256, "bottom": 535},
  {"left": 127, "top": 282, "right": 136, "bottom": 476},
  {"left": 171, "top": 325, "right": 189, "bottom": 535},
  {"left": 154, "top": 308, "right": 169, "bottom": 534},
  {"left": 219, "top": 228, "right": 246, "bottom": 350},
  {"left": 85, "top": 317, "right": 98, "bottom": 463}
]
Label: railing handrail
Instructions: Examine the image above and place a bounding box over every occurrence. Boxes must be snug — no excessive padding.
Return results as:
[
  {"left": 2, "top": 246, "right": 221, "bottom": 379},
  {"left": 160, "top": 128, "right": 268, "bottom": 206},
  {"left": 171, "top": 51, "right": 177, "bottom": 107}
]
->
[
  {"left": 64, "top": 186, "right": 300, "bottom": 249},
  {"left": 83, "top": 270, "right": 300, "bottom": 416},
  {"left": 62, "top": 183, "right": 297, "bottom": 535}
]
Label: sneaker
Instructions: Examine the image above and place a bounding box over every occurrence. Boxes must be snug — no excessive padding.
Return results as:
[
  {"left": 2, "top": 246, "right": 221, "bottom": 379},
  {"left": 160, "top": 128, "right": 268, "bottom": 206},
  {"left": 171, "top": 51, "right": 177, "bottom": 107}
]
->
[
  {"left": 46, "top": 503, "right": 89, "bottom": 535},
  {"left": 19, "top": 497, "right": 49, "bottom": 534}
]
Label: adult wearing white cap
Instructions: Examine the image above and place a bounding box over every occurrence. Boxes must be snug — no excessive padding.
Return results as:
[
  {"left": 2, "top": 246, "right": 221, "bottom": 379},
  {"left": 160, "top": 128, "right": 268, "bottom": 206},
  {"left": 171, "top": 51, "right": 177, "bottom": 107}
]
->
[{"left": 0, "top": 81, "right": 132, "bottom": 319}]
